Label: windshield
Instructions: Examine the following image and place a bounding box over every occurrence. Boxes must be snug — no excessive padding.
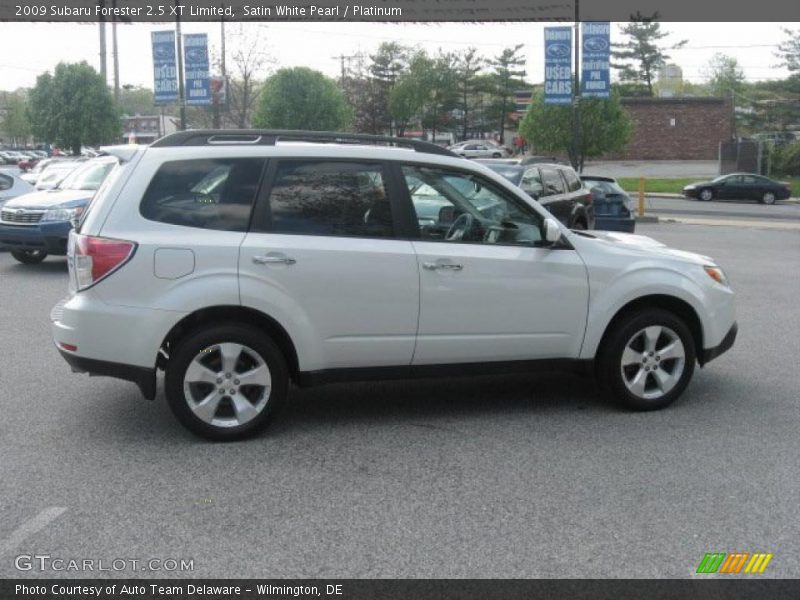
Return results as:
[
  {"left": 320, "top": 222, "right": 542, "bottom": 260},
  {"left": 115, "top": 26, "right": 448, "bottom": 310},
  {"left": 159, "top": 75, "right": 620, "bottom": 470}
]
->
[
  {"left": 711, "top": 175, "right": 729, "bottom": 183},
  {"left": 58, "top": 160, "right": 116, "bottom": 191},
  {"left": 485, "top": 165, "right": 523, "bottom": 184}
]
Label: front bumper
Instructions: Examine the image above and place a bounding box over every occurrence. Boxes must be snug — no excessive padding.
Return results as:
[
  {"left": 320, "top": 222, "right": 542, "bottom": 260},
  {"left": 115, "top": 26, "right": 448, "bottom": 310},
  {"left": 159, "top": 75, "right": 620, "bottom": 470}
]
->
[
  {"left": 700, "top": 322, "right": 737, "bottom": 365},
  {"left": 0, "top": 220, "right": 72, "bottom": 254}
]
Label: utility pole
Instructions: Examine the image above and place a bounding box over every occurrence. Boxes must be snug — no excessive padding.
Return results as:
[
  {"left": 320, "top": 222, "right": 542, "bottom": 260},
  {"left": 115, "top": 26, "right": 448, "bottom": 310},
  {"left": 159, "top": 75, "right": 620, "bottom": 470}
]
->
[
  {"left": 175, "top": 0, "right": 187, "bottom": 130},
  {"left": 572, "top": 0, "right": 582, "bottom": 172},
  {"left": 98, "top": 1, "right": 107, "bottom": 85},
  {"left": 112, "top": 0, "right": 120, "bottom": 103},
  {"left": 213, "top": 11, "right": 227, "bottom": 128},
  {"left": 332, "top": 54, "right": 355, "bottom": 85}
]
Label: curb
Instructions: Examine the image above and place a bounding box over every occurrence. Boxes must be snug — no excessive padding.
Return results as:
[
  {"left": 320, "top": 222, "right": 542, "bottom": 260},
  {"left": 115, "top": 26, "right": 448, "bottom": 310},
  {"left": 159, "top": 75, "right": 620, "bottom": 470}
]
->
[
  {"left": 623, "top": 191, "right": 800, "bottom": 204},
  {"left": 635, "top": 215, "right": 659, "bottom": 223}
]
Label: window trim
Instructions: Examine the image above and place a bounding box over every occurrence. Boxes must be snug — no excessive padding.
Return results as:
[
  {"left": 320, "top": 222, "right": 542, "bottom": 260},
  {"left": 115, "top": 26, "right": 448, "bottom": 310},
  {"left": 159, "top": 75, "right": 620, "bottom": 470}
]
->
[
  {"left": 393, "top": 161, "right": 550, "bottom": 249},
  {"left": 249, "top": 158, "right": 405, "bottom": 241}
]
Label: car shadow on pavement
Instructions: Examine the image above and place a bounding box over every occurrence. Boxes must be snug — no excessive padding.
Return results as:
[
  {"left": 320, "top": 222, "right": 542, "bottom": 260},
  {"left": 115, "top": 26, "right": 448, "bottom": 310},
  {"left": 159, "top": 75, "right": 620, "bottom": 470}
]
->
[{"left": 5, "top": 257, "right": 67, "bottom": 275}]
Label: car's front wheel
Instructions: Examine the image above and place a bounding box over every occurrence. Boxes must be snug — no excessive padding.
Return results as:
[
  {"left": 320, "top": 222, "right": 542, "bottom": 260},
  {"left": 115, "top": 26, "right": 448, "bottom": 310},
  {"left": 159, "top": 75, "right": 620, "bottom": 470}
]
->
[
  {"left": 165, "top": 323, "right": 289, "bottom": 441},
  {"left": 760, "top": 191, "right": 776, "bottom": 205},
  {"left": 10, "top": 249, "right": 47, "bottom": 264},
  {"left": 699, "top": 188, "right": 714, "bottom": 202},
  {"left": 597, "top": 308, "right": 696, "bottom": 411}
]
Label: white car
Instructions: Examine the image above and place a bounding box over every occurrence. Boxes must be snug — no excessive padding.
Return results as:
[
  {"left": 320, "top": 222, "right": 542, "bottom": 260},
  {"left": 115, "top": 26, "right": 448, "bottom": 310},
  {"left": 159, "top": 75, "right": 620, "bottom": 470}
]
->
[
  {"left": 454, "top": 142, "right": 507, "bottom": 159},
  {"left": 0, "top": 170, "right": 35, "bottom": 208},
  {"left": 51, "top": 130, "right": 737, "bottom": 440}
]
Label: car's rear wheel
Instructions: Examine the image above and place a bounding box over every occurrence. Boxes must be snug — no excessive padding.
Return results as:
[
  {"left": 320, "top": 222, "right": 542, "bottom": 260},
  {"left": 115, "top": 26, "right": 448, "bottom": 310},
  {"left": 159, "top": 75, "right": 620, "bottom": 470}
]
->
[
  {"left": 760, "top": 191, "right": 776, "bottom": 205},
  {"left": 165, "top": 323, "right": 289, "bottom": 441},
  {"left": 10, "top": 249, "right": 47, "bottom": 264},
  {"left": 597, "top": 308, "right": 696, "bottom": 411},
  {"left": 492, "top": 152, "right": 502, "bottom": 158},
  {"left": 699, "top": 188, "right": 714, "bottom": 202}
]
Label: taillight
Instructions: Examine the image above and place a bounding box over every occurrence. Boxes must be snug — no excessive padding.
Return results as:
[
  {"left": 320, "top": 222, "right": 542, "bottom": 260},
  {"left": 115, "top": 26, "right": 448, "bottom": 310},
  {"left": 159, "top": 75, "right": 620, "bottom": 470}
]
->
[{"left": 69, "top": 232, "right": 136, "bottom": 291}]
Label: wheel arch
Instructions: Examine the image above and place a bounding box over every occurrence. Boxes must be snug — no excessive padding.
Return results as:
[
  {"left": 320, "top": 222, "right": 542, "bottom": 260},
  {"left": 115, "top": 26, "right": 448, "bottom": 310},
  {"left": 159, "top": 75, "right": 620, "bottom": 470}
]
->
[
  {"left": 596, "top": 294, "right": 705, "bottom": 365},
  {"left": 159, "top": 305, "right": 300, "bottom": 382}
]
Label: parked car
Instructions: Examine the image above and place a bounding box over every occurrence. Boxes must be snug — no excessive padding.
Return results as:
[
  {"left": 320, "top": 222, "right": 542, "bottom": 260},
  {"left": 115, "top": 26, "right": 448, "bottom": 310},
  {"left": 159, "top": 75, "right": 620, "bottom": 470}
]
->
[
  {"left": 0, "top": 151, "right": 20, "bottom": 165},
  {"left": 0, "top": 170, "right": 36, "bottom": 208},
  {"left": 580, "top": 175, "right": 636, "bottom": 233},
  {"left": 20, "top": 158, "right": 84, "bottom": 185},
  {"left": 455, "top": 143, "right": 507, "bottom": 159},
  {"left": 476, "top": 160, "right": 593, "bottom": 229},
  {"left": 17, "top": 156, "right": 40, "bottom": 172},
  {"left": 0, "top": 156, "right": 117, "bottom": 264},
  {"left": 49, "top": 130, "right": 736, "bottom": 440},
  {"left": 683, "top": 173, "right": 792, "bottom": 204}
]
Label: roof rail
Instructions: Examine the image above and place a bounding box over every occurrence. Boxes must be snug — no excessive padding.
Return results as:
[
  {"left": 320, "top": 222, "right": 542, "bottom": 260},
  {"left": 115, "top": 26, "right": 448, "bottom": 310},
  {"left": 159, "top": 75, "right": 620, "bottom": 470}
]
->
[{"left": 150, "top": 129, "right": 458, "bottom": 157}]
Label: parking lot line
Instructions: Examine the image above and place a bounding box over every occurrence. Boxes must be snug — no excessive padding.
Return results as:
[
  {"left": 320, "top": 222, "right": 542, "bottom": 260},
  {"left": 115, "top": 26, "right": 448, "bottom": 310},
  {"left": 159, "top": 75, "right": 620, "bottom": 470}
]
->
[{"left": 0, "top": 507, "right": 67, "bottom": 555}]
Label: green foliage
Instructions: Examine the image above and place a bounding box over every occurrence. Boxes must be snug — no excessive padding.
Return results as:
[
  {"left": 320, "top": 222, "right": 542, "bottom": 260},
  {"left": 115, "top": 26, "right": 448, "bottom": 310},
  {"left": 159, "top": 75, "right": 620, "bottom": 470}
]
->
[
  {"left": 519, "top": 92, "right": 632, "bottom": 171},
  {"left": 489, "top": 45, "right": 527, "bottom": 143},
  {"left": 253, "top": 67, "right": 351, "bottom": 131},
  {"left": 28, "top": 62, "right": 119, "bottom": 155},
  {"left": 1, "top": 92, "right": 31, "bottom": 141},
  {"left": 775, "top": 28, "right": 800, "bottom": 72},
  {"left": 612, "top": 17, "right": 686, "bottom": 96},
  {"left": 772, "top": 140, "right": 800, "bottom": 176},
  {"left": 117, "top": 85, "right": 156, "bottom": 116},
  {"left": 455, "top": 47, "right": 485, "bottom": 139},
  {"left": 704, "top": 54, "right": 745, "bottom": 96}
]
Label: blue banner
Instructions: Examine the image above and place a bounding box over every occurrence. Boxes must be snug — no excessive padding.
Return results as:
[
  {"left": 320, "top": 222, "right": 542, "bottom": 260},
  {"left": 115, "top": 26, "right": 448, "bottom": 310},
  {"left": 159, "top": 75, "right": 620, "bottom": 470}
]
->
[
  {"left": 151, "top": 31, "right": 178, "bottom": 105},
  {"left": 581, "top": 22, "right": 611, "bottom": 98},
  {"left": 544, "top": 27, "right": 573, "bottom": 105},
  {"left": 184, "top": 33, "right": 211, "bottom": 106}
]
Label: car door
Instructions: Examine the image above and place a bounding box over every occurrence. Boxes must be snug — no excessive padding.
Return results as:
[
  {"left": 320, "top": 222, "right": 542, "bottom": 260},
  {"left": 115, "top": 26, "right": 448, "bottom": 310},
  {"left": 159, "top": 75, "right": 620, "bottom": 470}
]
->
[
  {"left": 398, "top": 163, "right": 589, "bottom": 365},
  {"left": 539, "top": 167, "right": 571, "bottom": 224},
  {"left": 716, "top": 175, "right": 740, "bottom": 199},
  {"left": 239, "top": 159, "right": 420, "bottom": 372}
]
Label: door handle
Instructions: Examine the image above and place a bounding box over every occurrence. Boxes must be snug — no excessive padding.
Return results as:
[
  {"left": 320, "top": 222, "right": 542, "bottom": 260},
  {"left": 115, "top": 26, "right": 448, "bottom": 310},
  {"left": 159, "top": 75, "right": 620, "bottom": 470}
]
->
[
  {"left": 423, "top": 262, "right": 463, "bottom": 271},
  {"left": 252, "top": 255, "right": 296, "bottom": 265}
]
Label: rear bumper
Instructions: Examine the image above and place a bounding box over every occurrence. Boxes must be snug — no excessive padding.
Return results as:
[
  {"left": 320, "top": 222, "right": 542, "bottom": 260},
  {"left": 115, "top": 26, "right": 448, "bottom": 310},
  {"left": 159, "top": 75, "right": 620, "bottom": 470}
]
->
[
  {"left": 595, "top": 216, "right": 635, "bottom": 233},
  {"left": 56, "top": 348, "right": 157, "bottom": 400},
  {"left": 0, "top": 221, "right": 72, "bottom": 254},
  {"left": 701, "top": 322, "right": 737, "bottom": 365}
]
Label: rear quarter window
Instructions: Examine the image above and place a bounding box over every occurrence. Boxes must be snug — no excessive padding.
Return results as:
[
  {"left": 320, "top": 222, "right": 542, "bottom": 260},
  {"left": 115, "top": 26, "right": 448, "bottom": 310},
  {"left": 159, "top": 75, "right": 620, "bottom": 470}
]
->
[
  {"left": 562, "top": 168, "right": 583, "bottom": 192},
  {"left": 140, "top": 158, "right": 265, "bottom": 231}
]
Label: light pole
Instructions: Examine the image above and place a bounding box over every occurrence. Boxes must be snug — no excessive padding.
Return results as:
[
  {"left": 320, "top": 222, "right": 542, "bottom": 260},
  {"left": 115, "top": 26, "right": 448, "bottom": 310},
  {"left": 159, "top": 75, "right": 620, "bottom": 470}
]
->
[
  {"left": 572, "top": 0, "right": 582, "bottom": 172},
  {"left": 175, "top": 0, "right": 187, "bottom": 130}
]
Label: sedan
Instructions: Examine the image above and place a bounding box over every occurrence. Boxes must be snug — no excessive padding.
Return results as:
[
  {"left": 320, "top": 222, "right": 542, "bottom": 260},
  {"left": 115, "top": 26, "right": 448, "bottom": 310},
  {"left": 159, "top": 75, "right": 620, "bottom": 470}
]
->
[
  {"left": 683, "top": 173, "right": 792, "bottom": 205},
  {"left": 456, "top": 143, "right": 507, "bottom": 159}
]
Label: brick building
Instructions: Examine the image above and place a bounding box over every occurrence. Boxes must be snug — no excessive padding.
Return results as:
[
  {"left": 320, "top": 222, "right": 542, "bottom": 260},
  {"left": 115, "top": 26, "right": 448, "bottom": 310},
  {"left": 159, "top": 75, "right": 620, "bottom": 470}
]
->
[{"left": 607, "top": 97, "right": 734, "bottom": 160}]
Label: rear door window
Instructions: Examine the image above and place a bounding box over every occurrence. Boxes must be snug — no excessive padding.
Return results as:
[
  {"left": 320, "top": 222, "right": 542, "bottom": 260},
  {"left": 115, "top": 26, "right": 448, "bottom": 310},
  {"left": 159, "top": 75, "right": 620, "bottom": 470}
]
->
[
  {"left": 540, "top": 168, "right": 566, "bottom": 196},
  {"left": 140, "top": 158, "right": 265, "bottom": 231},
  {"left": 561, "top": 168, "right": 583, "bottom": 192}
]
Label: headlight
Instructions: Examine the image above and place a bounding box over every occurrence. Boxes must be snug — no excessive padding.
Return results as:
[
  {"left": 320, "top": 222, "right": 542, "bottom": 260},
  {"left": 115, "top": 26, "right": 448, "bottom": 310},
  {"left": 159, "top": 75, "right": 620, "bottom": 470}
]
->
[
  {"left": 704, "top": 265, "right": 729, "bottom": 287},
  {"left": 42, "top": 206, "right": 83, "bottom": 222}
]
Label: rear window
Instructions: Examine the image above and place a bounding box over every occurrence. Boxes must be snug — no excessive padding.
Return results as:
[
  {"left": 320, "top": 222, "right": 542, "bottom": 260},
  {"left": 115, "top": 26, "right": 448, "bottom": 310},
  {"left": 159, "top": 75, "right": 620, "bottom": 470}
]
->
[{"left": 140, "top": 158, "right": 265, "bottom": 231}]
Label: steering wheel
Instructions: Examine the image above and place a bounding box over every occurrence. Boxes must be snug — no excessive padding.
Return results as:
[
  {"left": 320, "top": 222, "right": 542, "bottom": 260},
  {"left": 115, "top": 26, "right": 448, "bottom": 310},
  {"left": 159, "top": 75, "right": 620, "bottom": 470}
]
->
[{"left": 446, "top": 213, "right": 475, "bottom": 241}]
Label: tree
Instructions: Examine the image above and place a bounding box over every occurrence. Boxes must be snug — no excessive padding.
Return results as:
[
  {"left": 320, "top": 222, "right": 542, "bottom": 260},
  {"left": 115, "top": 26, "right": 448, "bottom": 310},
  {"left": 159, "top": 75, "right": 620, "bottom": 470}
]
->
[
  {"left": 117, "top": 85, "right": 155, "bottom": 116},
  {"left": 341, "top": 52, "right": 386, "bottom": 135},
  {"left": 519, "top": 92, "right": 632, "bottom": 172},
  {"left": 704, "top": 54, "right": 745, "bottom": 97},
  {"left": 775, "top": 27, "right": 800, "bottom": 72},
  {"left": 369, "top": 42, "right": 410, "bottom": 136},
  {"left": 225, "top": 25, "right": 273, "bottom": 129},
  {"left": 455, "top": 47, "right": 485, "bottom": 140},
  {"left": 28, "top": 62, "right": 119, "bottom": 155},
  {"left": 1, "top": 92, "right": 32, "bottom": 144},
  {"left": 252, "top": 67, "right": 351, "bottom": 131},
  {"left": 612, "top": 15, "right": 686, "bottom": 96},
  {"left": 489, "top": 45, "right": 526, "bottom": 143}
]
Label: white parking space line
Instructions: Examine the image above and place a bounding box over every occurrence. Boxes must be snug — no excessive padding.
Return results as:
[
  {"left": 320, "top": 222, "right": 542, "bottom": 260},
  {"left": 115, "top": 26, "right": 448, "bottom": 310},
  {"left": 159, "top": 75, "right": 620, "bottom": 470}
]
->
[{"left": 0, "top": 507, "right": 67, "bottom": 555}]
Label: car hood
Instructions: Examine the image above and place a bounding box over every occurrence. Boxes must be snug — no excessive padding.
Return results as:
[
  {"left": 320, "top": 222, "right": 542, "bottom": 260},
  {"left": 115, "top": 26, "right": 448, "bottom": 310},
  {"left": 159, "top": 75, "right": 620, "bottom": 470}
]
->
[
  {"left": 573, "top": 230, "right": 714, "bottom": 266},
  {"left": 683, "top": 181, "right": 714, "bottom": 188},
  {"left": 2, "top": 188, "right": 93, "bottom": 209}
]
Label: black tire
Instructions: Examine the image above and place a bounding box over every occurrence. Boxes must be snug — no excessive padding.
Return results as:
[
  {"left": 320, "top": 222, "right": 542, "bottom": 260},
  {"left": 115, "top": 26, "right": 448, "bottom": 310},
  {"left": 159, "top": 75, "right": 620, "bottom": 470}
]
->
[
  {"left": 10, "top": 249, "right": 47, "bottom": 264},
  {"left": 165, "top": 322, "right": 289, "bottom": 441},
  {"left": 760, "top": 191, "right": 776, "bottom": 205},
  {"left": 698, "top": 188, "right": 714, "bottom": 202},
  {"left": 492, "top": 152, "right": 502, "bottom": 158},
  {"left": 596, "top": 308, "right": 696, "bottom": 411}
]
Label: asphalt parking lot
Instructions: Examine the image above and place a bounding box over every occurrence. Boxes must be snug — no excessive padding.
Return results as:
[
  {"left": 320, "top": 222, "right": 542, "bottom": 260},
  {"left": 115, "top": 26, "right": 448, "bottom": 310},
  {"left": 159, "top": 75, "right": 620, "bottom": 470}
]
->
[{"left": 0, "top": 221, "right": 798, "bottom": 579}]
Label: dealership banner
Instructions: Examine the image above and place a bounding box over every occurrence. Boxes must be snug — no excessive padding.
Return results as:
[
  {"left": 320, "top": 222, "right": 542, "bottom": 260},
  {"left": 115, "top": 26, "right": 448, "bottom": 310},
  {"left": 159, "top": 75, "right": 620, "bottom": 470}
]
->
[
  {"left": 544, "top": 26, "right": 572, "bottom": 106},
  {"left": 150, "top": 30, "right": 178, "bottom": 105},
  {"left": 581, "top": 21, "right": 611, "bottom": 98},
  {"left": 183, "top": 33, "right": 211, "bottom": 106}
]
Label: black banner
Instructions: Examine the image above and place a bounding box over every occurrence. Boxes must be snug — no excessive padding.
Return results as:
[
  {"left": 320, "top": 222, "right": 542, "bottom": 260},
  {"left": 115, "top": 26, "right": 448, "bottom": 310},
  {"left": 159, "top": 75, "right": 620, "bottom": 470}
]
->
[
  {"left": 3, "top": 580, "right": 800, "bottom": 600},
  {"left": 1, "top": 0, "right": 799, "bottom": 22}
]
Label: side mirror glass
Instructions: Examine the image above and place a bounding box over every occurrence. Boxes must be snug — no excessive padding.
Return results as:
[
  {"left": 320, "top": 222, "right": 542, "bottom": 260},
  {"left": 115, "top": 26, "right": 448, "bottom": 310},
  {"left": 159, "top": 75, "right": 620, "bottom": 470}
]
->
[{"left": 544, "top": 217, "right": 561, "bottom": 244}]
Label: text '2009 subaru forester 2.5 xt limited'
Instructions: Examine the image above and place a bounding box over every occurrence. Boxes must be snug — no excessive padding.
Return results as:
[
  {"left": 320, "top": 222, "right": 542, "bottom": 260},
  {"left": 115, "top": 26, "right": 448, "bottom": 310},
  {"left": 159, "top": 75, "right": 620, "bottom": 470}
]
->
[{"left": 51, "top": 130, "right": 737, "bottom": 440}]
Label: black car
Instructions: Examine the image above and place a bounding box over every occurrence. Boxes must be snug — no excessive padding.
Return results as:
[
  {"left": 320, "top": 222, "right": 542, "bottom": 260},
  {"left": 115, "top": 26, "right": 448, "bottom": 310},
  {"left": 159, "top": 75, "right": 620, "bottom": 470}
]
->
[
  {"left": 683, "top": 173, "right": 792, "bottom": 205},
  {"left": 479, "top": 160, "right": 595, "bottom": 230},
  {"left": 580, "top": 175, "right": 636, "bottom": 233}
]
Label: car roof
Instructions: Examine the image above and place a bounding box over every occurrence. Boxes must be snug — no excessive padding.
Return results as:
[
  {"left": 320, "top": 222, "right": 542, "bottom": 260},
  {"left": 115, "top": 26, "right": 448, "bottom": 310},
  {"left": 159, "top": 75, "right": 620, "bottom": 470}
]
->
[{"left": 580, "top": 175, "right": 616, "bottom": 182}]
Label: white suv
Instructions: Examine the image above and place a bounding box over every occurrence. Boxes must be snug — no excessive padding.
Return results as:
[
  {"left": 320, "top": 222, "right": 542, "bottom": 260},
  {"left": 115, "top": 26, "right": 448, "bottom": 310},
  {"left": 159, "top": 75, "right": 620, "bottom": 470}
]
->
[{"left": 51, "top": 130, "right": 737, "bottom": 440}]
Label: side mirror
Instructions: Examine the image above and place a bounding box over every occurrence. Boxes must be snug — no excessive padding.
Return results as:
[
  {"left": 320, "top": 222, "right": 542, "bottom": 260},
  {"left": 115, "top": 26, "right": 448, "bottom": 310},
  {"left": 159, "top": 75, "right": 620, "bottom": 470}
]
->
[{"left": 544, "top": 218, "right": 561, "bottom": 244}]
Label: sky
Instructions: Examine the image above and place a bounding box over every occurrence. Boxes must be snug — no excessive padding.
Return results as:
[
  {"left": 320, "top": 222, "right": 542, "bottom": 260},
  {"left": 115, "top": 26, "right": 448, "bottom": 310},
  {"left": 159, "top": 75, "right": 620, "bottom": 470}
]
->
[{"left": 0, "top": 21, "right": 794, "bottom": 92}]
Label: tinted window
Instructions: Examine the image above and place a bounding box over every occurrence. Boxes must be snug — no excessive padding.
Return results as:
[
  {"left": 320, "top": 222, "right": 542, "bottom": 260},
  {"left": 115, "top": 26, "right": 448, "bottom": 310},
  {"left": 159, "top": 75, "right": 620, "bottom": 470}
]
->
[
  {"left": 267, "top": 161, "right": 394, "bottom": 239},
  {"left": 141, "top": 158, "right": 264, "bottom": 231},
  {"left": 403, "top": 165, "right": 543, "bottom": 246},
  {"left": 520, "top": 168, "right": 544, "bottom": 197},
  {"left": 0, "top": 174, "right": 12, "bottom": 191},
  {"left": 562, "top": 168, "right": 582, "bottom": 192},
  {"left": 541, "top": 168, "right": 566, "bottom": 196}
]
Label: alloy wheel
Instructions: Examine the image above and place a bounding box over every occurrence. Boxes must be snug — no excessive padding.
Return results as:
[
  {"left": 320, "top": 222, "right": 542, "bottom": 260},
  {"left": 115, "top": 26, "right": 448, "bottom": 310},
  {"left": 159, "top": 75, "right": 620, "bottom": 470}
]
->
[{"left": 620, "top": 325, "right": 686, "bottom": 401}]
